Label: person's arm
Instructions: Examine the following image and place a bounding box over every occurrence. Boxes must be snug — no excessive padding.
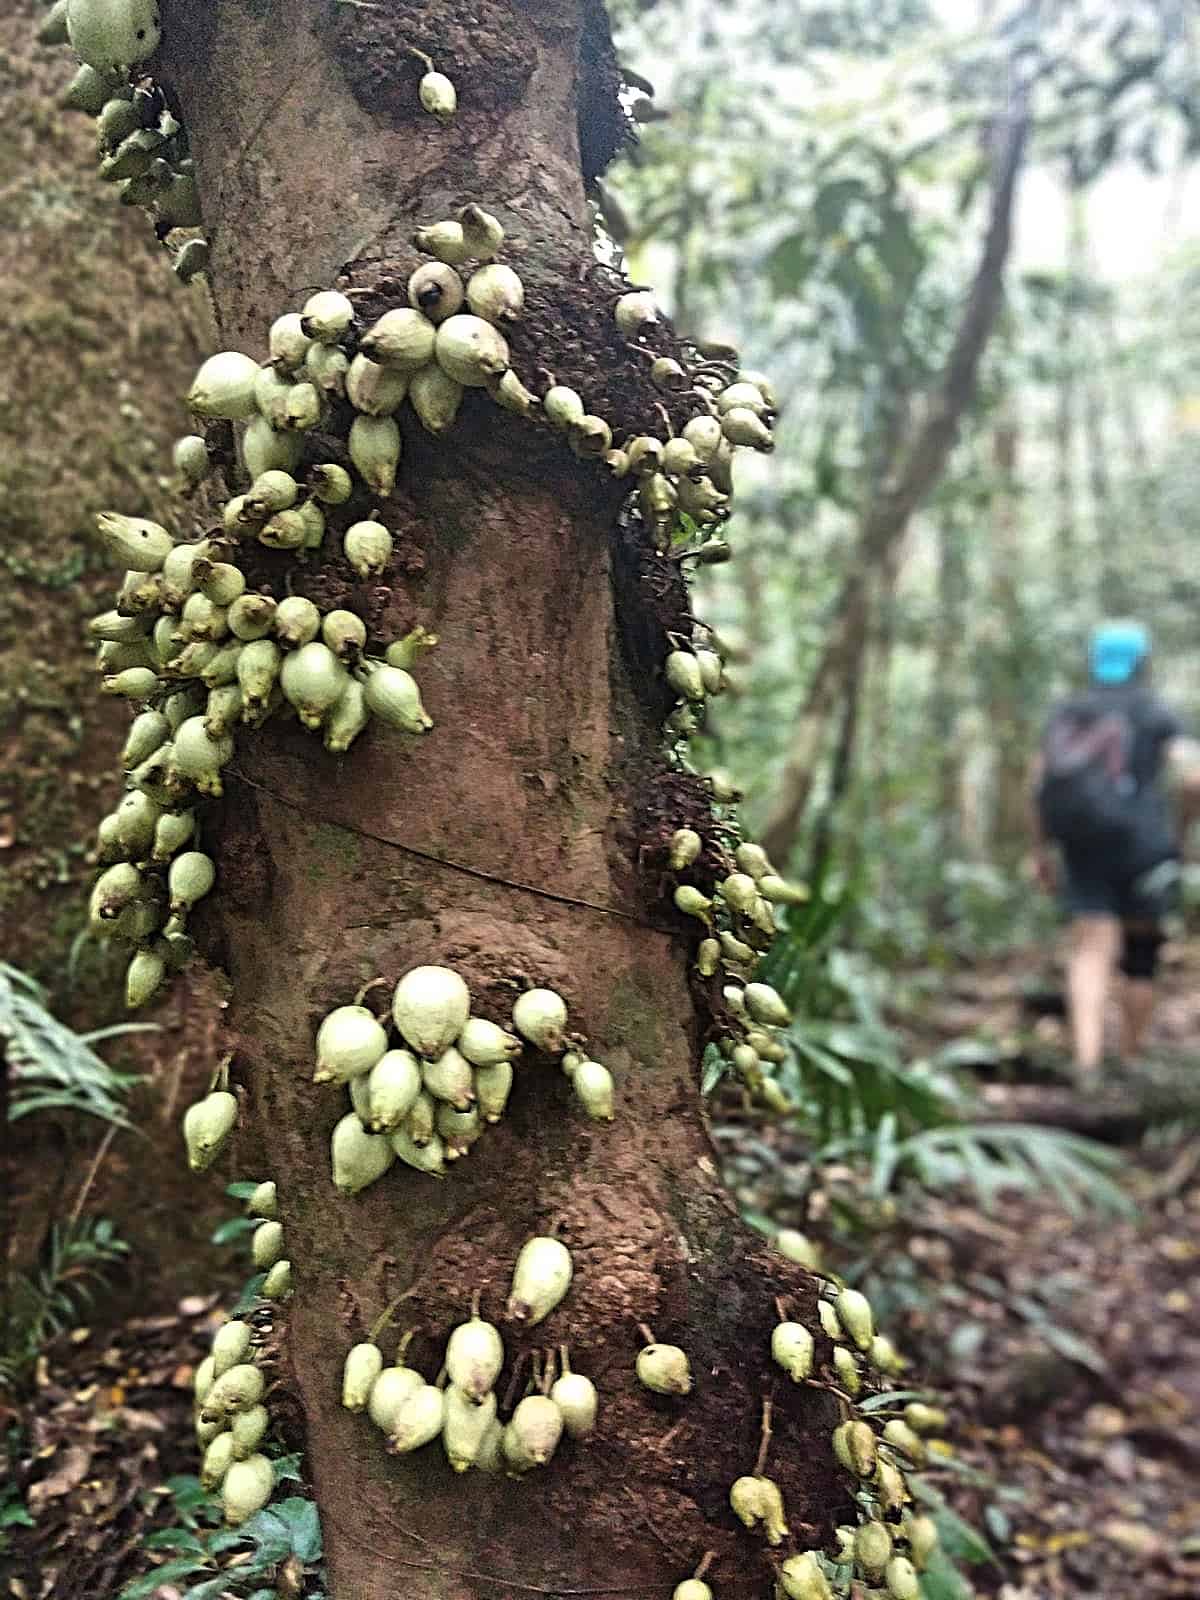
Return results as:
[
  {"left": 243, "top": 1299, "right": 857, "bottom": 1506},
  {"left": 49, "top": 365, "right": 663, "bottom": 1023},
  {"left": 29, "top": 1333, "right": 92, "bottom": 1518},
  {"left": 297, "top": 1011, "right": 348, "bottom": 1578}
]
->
[{"left": 1027, "top": 751, "right": 1056, "bottom": 890}]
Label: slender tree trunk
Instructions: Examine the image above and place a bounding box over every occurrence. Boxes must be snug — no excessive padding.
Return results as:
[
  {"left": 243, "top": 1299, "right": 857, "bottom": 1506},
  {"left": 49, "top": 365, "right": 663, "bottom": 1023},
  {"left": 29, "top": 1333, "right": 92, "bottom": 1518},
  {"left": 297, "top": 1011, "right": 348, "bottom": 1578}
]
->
[
  {"left": 1053, "top": 178, "right": 1080, "bottom": 598},
  {"left": 985, "top": 393, "right": 1030, "bottom": 861},
  {"left": 759, "top": 92, "right": 1030, "bottom": 865},
  {"left": 928, "top": 506, "right": 967, "bottom": 928},
  {"left": 159, "top": 5, "right": 841, "bottom": 1597}
]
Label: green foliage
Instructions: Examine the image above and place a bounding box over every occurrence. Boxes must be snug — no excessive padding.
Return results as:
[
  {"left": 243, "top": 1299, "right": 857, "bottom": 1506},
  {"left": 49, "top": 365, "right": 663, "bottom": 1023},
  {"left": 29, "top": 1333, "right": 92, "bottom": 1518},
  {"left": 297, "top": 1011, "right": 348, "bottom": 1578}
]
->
[
  {"left": 119, "top": 1479, "right": 323, "bottom": 1600},
  {"left": 0, "top": 1219, "right": 129, "bottom": 1391},
  {"left": 2, "top": 961, "right": 151, "bottom": 1126},
  {"left": 728, "top": 885, "right": 1131, "bottom": 1219}
]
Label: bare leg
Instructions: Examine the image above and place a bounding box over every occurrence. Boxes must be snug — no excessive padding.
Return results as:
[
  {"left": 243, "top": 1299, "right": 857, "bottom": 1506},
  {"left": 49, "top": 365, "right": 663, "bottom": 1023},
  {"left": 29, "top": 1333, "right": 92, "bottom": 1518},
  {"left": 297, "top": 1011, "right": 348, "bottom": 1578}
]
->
[
  {"left": 1066, "top": 914, "right": 1122, "bottom": 1079},
  {"left": 1120, "top": 978, "right": 1156, "bottom": 1061}
]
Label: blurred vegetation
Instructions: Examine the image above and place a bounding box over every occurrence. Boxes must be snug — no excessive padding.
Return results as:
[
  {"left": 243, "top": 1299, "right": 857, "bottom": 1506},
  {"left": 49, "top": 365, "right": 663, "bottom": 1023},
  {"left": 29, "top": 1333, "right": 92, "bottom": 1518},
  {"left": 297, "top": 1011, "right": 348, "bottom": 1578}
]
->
[{"left": 612, "top": 0, "right": 1200, "bottom": 963}]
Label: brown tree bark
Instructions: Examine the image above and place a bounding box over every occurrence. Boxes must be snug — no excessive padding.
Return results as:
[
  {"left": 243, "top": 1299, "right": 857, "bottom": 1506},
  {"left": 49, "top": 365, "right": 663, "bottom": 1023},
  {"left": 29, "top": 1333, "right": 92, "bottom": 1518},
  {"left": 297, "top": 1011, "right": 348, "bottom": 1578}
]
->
[
  {"left": 759, "top": 95, "right": 1029, "bottom": 867},
  {"left": 928, "top": 507, "right": 968, "bottom": 928},
  {"left": 158, "top": 4, "right": 842, "bottom": 1597}
]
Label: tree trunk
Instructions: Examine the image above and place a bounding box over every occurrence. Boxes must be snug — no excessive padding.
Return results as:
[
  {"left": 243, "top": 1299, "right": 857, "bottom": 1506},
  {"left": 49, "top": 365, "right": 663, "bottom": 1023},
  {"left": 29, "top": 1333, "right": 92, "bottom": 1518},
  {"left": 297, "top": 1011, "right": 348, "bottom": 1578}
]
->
[
  {"left": 985, "top": 395, "right": 1030, "bottom": 861},
  {"left": 159, "top": 5, "right": 842, "bottom": 1596},
  {"left": 759, "top": 93, "right": 1029, "bottom": 866},
  {"left": 929, "top": 508, "right": 967, "bottom": 928}
]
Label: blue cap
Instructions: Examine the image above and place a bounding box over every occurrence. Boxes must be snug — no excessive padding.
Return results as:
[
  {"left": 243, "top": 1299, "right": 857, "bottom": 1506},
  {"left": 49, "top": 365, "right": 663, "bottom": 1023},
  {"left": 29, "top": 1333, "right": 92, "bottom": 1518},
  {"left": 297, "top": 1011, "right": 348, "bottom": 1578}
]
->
[{"left": 1089, "top": 621, "right": 1149, "bottom": 685}]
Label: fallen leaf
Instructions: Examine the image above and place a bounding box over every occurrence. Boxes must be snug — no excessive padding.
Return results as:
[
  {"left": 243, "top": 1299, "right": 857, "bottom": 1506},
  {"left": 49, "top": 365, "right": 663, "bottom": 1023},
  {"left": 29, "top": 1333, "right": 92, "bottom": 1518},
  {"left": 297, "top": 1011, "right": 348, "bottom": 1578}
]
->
[{"left": 27, "top": 1445, "right": 92, "bottom": 1510}]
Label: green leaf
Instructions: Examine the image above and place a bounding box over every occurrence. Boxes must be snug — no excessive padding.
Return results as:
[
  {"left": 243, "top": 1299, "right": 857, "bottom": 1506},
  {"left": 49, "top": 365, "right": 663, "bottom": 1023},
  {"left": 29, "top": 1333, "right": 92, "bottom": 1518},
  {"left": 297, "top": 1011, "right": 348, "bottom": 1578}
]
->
[
  {"left": 143, "top": 1528, "right": 206, "bottom": 1553},
  {"left": 0, "top": 1503, "right": 34, "bottom": 1529},
  {"left": 232, "top": 1274, "right": 267, "bottom": 1314},
  {"left": 917, "top": 1547, "right": 978, "bottom": 1600},
  {"left": 225, "top": 1181, "right": 259, "bottom": 1200},
  {"left": 179, "top": 1579, "right": 238, "bottom": 1600},
  {"left": 119, "top": 1556, "right": 207, "bottom": 1599},
  {"left": 857, "top": 1388, "right": 930, "bottom": 1413},
  {"left": 910, "top": 1479, "right": 996, "bottom": 1567},
  {"left": 210, "top": 1217, "right": 257, "bottom": 1246}
]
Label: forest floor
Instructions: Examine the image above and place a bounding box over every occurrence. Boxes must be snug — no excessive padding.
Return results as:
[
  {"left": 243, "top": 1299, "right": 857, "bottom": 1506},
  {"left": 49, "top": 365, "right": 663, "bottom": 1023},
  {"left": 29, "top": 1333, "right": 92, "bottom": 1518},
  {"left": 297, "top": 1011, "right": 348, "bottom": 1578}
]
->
[{"left": 4, "top": 949, "right": 1200, "bottom": 1599}]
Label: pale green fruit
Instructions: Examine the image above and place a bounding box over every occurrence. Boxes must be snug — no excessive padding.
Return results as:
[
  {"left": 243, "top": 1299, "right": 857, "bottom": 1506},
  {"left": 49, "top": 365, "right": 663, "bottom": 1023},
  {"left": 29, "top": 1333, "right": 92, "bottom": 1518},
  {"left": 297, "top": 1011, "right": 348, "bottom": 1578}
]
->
[
  {"left": 183, "top": 1091, "right": 238, "bottom": 1172},
  {"left": 387, "top": 1384, "right": 445, "bottom": 1455},
  {"left": 361, "top": 308, "right": 437, "bottom": 371},
  {"left": 778, "top": 1552, "right": 833, "bottom": 1600},
  {"left": 261, "top": 1259, "right": 292, "bottom": 1299},
  {"left": 96, "top": 512, "right": 174, "bottom": 572},
  {"left": 903, "top": 1403, "right": 948, "bottom": 1435},
  {"left": 668, "top": 828, "right": 702, "bottom": 869},
  {"left": 457, "top": 1017, "right": 522, "bottom": 1067},
  {"left": 221, "top": 1454, "right": 273, "bottom": 1527},
  {"left": 280, "top": 642, "right": 349, "bottom": 730},
  {"left": 305, "top": 342, "right": 350, "bottom": 396},
  {"left": 729, "top": 1475, "right": 789, "bottom": 1545},
  {"left": 342, "top": 1342, "right": 383, "bottom": 1411},
  {"left": 251, "top": 1220, "right": 284, "bottom": 1270},
  {"left": 122, "top": 710, "right": 170, "bottom": 772},
  {"left": 125, "top": 943, "right": 165, "bottom": 1005},
  {"left": 466, "top": 263, "right": 524, "bottom": 324},
  {"left": 331, "top": 1113, "right": 395, "bottom": 1194},
  {"left": 903, "top": 1514, "right": 939, "bottom": 1571},
  {"left": 474, "top": 1060, "right": 513, "bottom": 1123},
  {"left": 362, "top": 664, "right": 432, "bottom": 733},
  {"left": 771, "top": 1321, "right": 814, "bottom": 1382},
  {"left": 343, "top": 519, "right": 393, "bottom": 579},
  {"left": 324, "top": 678, "right": 370, "bottom": 754},
  {"left": 168, "top": 850, "right": 215, "bottom": 913},
  {"left": 230, "top": 1403, "right": 269, "bottom": 1460},
  {"left": 418, "top": 69, "right": 457, "bottom": 121},
  {"left": 502, "top": 1395, "right": 562, "bottom": 1471},
  {"left": 884, "top": 1556, "right": 921, "bottom": 1600},
  {"left": 211, "top": 1319, "right": 253, "bottom": 1378},
  {"left": 236, "top": 638, "right": 283, "bottom": 722},
  {"left": 413, "top": 219, "right": 471, "bottom": 264},
  {"left": 273, "top": 595, "right": 321, "bottom": 649},
  {"left": 67, "top": 0, "right": 161, "bottom": 71},
  {"left": 445, "top": 1316, "right": 503, "bottom": 1403},
  {"left": 200, "top": 1430, "right": 235, "bottom": 1491},
  {"left": 833, "top": 1344, "right": 861, "bottom": 1396},
  {"left": 721, "top": 406, "right": 774, "bottom": 450},
  {"left": 408, "top": 261, "right": 464, "bottom": 323},
  {"left": 187, "top": 351, "right": 259, "bottom": 420},
  {"left": 308, "top": 463, "right": 353, "bottom": 504},
  {"left": 636, "top": 1342, "right": 691, "bottom": 1395},
  {"left": 836, "top": 1288, "right": 875, "bottom": 1353},
  {"left": 201, "top": 1363, "right": 264, "bottom": 1421},
  {"left": 348, "top": 414, "right": 401, "bottom": 496},
  {"left": 421, "top": 1047, "right": 475, "bottom": 1111},
  {"left": 390, "top": 1126, "right": 446, "bottom": 1176},
  {"left": 855, "top": 1521, "right": 894, "bottom": 1580},
  {"left": 511, "top": 988, "right": 568, "bottom": 1054},
  {"left": 301, "top": 289, "right": 354, "bottom": 343},
  {"left": 392, "top": 966, "right": 470, "bottom": 1059},
  {"left": 367, "top": 1365, "right": 423, "bottom": 1432},
  {"left": 549, "top": 1371, "right": 597, "bottom": 1439},
  {"left": 506, "top": 1237, "right": 572, "bottom": 1326},
  {"left": 434, "top": 314, "right": 509, "bottom": 386},
  {"left": 172, "top": 717, "right": 234, "bottom": 797},
  {"left": 247, "top": 1181, "right": 277, "bottom": 1219},
  {"left": 320, "top": 609, "right": 367, "bottom": 662},
  {"left": 269, "top": 313, "right": 311, "bottom": 371},
  {"left": 193, "top": 1354, "right": 215, "bottom": 1404},
  {"left": 543, "top": 385, "right": 584, "bottom": 427},
  {"left": 316, "top": 1005, "right": 388, "bottom": 1084},
  {"left": 613, "top": 290, "right": 659, "bottom": 338},
  {"left": 572, "top": 1059, "right": 614, "bottom": 1122},
  {"left": 242, "top": 415, "right": 303, "bottom": 479},
  {"left": 364, "top": 1049, "right": 422, "bottom": 1132},
  {"left": 408, "top": 362, "right": 463, "bottom": 435},
  {"left": 346, "top": 353, "right": 409, "bottom": 416},
  {"left": 775, "top": 1229, "right": 820, "bottom": 1269},
  {"left": 881, "top": 1420, "right": 927, "bottom": 1465},
  {"left": 172, "top": 435, "right": 210, "bottom": 487},
  {"left": 443, "top": 1386, "right": 496, "bottom": 1471},
  {"left": 457, "top": 204, "right": 504, "bottom": 257},
  {"left": 672, "top": 1583, "right": 712, "bottom": 1600}
]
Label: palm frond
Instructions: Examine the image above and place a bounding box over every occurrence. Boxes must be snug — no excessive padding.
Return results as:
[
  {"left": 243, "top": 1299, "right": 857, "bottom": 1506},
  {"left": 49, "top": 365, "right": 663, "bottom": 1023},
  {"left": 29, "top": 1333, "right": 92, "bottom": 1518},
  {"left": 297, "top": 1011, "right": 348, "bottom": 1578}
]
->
[{"left": 1, "top": 963, "right": 146, "bottom": 1126}]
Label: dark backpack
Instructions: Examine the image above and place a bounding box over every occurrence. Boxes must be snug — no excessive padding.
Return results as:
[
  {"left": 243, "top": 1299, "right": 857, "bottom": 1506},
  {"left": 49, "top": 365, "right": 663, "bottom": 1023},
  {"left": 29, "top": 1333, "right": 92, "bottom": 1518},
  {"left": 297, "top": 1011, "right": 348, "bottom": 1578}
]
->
[{"left": 1037, "top": 704, "right": 1139, "bottom": 856}]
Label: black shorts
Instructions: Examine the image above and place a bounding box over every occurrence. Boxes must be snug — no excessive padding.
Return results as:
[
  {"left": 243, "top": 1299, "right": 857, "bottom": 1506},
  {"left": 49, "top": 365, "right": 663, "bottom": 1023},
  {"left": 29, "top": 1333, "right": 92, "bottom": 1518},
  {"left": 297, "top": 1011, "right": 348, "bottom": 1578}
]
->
[{"left": 1060, "top": 852, "right": 1179, "bottom": 922}]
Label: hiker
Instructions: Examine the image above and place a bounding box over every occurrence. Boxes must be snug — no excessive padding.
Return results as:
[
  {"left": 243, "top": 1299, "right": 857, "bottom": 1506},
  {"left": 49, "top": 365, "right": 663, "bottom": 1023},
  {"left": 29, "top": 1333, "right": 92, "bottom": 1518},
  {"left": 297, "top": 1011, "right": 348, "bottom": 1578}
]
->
[{"left": 1029, "top": 621, "right": 1200, "bottom": 1081}]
